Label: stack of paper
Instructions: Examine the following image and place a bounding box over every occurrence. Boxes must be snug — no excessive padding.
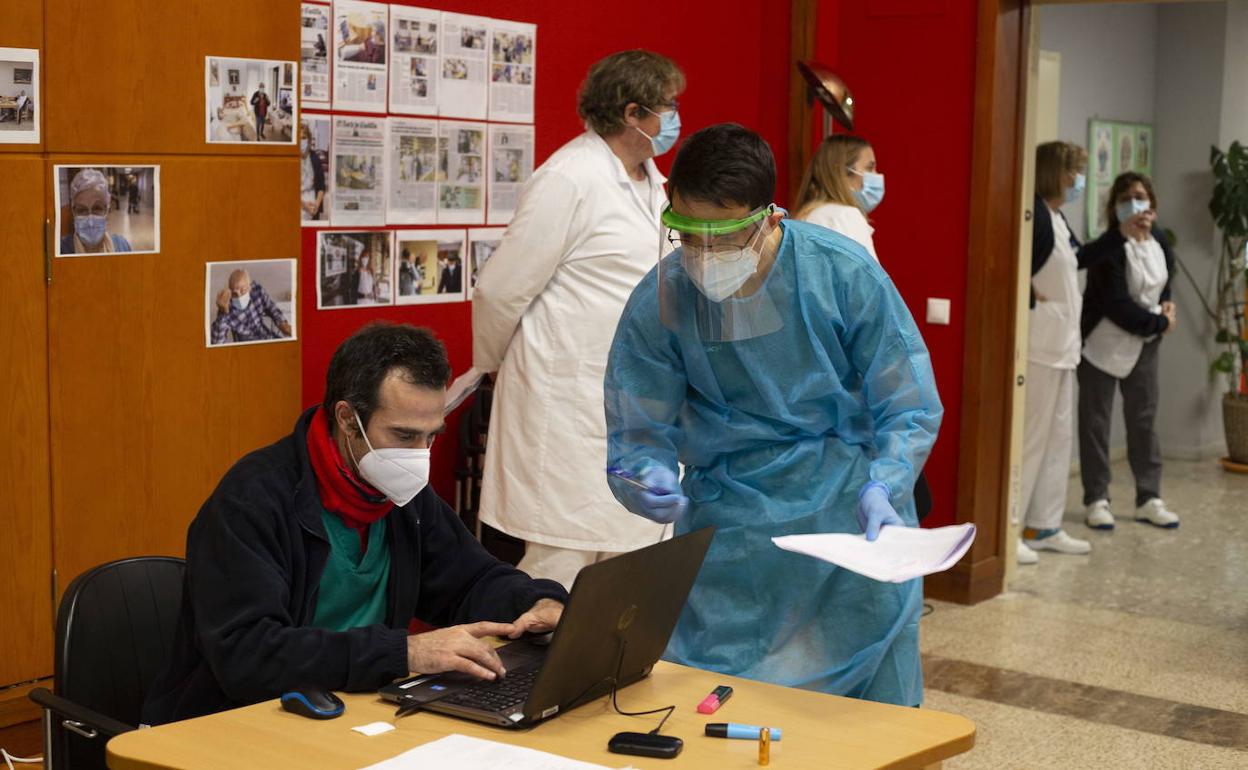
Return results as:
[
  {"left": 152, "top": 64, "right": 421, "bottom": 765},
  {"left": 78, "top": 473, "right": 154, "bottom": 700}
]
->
[
  {"left": 358, "top": 734, "right": 631, "bottom": 770},
  {"left": 444, "top": 367, "right": 487, "bottom": 415},
  {"left": 772, "top": 524, "right": 976, "bottom": 583}
]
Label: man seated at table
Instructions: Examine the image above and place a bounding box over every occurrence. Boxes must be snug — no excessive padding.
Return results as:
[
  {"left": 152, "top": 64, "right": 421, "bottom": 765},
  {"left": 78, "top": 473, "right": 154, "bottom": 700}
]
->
[{"left": 143, "top": 322, "right": 567, "bottom": 724}]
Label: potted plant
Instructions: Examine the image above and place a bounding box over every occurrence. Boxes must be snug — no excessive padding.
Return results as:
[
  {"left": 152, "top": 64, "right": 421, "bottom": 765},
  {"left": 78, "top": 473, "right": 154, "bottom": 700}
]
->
[{"left": 1207, "top": 142, "right": 1248, "bottom": 465}]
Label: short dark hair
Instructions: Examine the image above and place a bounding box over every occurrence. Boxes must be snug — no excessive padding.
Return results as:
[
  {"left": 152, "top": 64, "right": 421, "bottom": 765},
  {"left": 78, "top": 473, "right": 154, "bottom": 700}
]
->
[
  {"left": 322, "top": 322, "right": 450, "bottom": 432},
  {"left": 668, "top": 123, "right": 776, "bottom": 210}
]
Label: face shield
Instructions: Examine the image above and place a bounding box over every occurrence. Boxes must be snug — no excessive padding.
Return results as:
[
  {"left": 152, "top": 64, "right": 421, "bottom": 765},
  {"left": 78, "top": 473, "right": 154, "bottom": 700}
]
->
[{"left": 658, "top": 204, "right": 785, "bottom": 342}]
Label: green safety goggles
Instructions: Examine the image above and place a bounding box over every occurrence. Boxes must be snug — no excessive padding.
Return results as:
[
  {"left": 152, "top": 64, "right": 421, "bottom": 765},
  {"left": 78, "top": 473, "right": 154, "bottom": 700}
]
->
[{"left": 660, "top": 204, "right": 774, "bottom": 236}]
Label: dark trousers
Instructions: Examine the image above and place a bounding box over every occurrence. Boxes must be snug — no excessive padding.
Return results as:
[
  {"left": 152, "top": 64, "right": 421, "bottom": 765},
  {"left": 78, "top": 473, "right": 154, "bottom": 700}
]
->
[{"left": 1077, "top": 338, "right": 1162, "bottom": 507}]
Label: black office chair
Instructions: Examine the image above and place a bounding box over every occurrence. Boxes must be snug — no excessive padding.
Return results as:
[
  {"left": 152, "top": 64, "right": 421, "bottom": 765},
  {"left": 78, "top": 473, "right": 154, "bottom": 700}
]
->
[{"left": 29, "top": 556, "right": 185, "bottom": 770}]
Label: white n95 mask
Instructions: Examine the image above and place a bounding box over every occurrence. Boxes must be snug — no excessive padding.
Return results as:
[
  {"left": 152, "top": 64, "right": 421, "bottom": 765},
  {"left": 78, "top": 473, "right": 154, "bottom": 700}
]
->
[{"left": 350, "top": 413, "right": 430, "bottom": 506}]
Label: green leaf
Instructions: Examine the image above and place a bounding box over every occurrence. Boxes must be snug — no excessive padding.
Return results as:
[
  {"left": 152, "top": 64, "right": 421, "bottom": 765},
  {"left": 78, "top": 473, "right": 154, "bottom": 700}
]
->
[
  {"left": 1216, "top": 329, "right": 1232, "bottom": 343},
  {"left": 1212, "top": 352, "right": 1236, "bottom": 374}
]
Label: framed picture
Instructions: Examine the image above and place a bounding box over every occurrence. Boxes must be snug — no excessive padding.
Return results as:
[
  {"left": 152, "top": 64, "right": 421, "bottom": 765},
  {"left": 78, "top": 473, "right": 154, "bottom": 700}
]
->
[
  {"left": 1086, "top": 118, "right": 1153, "bottom": 240},
  {"left": 228, "top": 69, "right": 240, "bottom": 85},
  {"left": 14, "top": 68, "right": 32, "bottom": 84}
]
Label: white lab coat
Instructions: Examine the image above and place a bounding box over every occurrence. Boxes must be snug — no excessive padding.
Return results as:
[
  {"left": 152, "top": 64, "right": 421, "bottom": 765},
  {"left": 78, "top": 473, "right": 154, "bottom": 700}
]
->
[
  {"left": 472, "top": 130, "right": 667, "bottom": 551},
  {"left": 800, "top": 202, "right": 878, "bottom": 260}
]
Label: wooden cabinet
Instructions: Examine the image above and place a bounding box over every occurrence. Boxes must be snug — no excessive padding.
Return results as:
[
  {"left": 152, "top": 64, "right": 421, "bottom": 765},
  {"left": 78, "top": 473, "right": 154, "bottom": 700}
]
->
[{"left": 0, "top": 0, "right": 303, "bottom": 696}]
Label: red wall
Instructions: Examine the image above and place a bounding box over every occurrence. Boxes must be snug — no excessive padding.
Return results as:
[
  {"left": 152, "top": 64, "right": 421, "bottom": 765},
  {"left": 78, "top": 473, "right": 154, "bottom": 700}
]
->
[
  {"left": 301, "top": 0, "right": 793, "bottom": 498},
  {"left": 813, "top": 1, "right": 980, "bottom": 527}
]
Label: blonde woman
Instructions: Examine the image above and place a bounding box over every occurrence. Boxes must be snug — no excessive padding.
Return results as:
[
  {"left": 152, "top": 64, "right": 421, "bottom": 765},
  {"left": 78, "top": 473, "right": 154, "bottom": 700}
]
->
[
  {"left": 794, "top": 134, "right": 883, "bottom": 260},
  {"left": 1017, "top": 141, "right": 1099, "bottom": 564}
]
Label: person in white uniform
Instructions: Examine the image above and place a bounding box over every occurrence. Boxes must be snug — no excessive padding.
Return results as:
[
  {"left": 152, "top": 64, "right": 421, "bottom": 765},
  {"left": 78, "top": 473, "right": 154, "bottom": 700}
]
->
[
  {"left": 793, "top": 134, "right": 884, "bottom": 261},
  {"left": 471, "top": 50, "right": 686, "bottom": 588},
  {"left": 1077, "top": 172, "right": 1180, "bottom": 530},
  {"left": 1017, "top": 142, "right": 1098, "bottom": 564}
]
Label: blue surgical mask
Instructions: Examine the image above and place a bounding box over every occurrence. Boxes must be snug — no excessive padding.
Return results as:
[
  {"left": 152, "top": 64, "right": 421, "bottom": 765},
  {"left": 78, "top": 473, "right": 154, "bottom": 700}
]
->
[
  {"left": 1065, "top": 172, "right": 1086, "bottom": 204},
  {"left": 74, "top": 214, "right": 107, "bottom": 247},
  {"left": 230, "top": 293, "right": 252, "bottom": 311},
  {"left": 1115, "top": 197, "right": 1150, "bottom": 223},
  {"left": 638, "top": 107, "right": 681, "bottom": 157},
  {"left": 850, "top": 169, "right": 885, "bottom": 213}
]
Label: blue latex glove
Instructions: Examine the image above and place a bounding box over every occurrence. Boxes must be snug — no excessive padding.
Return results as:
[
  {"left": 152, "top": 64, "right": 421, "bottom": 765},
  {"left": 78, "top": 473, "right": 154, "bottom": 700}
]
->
[
  {"left": 636, "top": 465, "right": 688, "bottom": 524},
  {"left": 856, "top": 482, "right": 904, "bottom": 542}
]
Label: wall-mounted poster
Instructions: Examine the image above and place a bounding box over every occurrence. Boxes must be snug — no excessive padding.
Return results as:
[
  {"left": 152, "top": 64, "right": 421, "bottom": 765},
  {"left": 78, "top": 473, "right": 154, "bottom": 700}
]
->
[
  {"left": 488, "top": 19, "right": 535, "bottom": 123},
  {"left": 487, "top": 123, "right": 534, "bottom": 225},
  {"left": 54, "top": 165, "right": 160, "bottom": 257},
  {"left": 395, "top": 229, "right": 466, "bottom": 304},
  {"left": 205, "top": 259, "right": 297, "bottom": 348},
  {"left": 386, "top": 117, "right": 438, "bottom": 224},
  {"left": 437, "top": 120, "right": 486, "bottom": 224},
  {"left": 0, "top": 47, "right": 39, "bottom": 144},
  {"left": 331, "top": 115, "right": 386, "bottom": 226},
  {"left": 467, "top": 227, "right": 505, "bottom": 300},
  {"left": 333, "top": 0, "right": 388, "bottom": 113},
  {"left": 1086, "top": 118, "right": 1153, "bottom": 240},
  {"left": 389, "top": 4, "right": 439, "bottom": 116},
  {"left": 301, "top": 2, "right": 331, "bottom": 106},
  {"left": 205, "top": 56, "right": 298, "bottom": 144},
  {"left": 300, "top": 113, "right": 331, "bottom": 226},
  {"left": 316, "top": 229, "right": 393, "bottom": 308},
  {"left": 438, "top": 12, "right": 490, "bottom": 120}
]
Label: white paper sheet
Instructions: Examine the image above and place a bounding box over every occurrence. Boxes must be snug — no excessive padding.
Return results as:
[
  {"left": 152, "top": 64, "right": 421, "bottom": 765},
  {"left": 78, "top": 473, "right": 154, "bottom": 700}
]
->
[
  {"left": 488, "top": 19, "right": 535, "bottom": 123},
  {"left": 333, "top": 0, "right": 388, "bottom": 113},
  {"left": 437, "top": 120, "right": 486, "bottom": 224},
  {"left": 486, "top": 124, "right": 534, "bottom": 225},
  {"left": 466, "top": 227, "right": 505, "bottom": 299},
  {"left": 388, "top": 4, "right": 439, "bottom": 116},
  {"left": 445, "top": 367, "right": 486, "bottom": 414},
  {"left": 300, "top": 113, "right": 332, "bottom": 226},
  {"left": 331, "top": 115, "right": 386, "bottom": 226},
  {"left": 300, "top": 3, "right": 332, "bottom": 107},
  {"left": 394, "top": 228, "right": 466, "bottom": 304},
  {"left": 772, "top": 524, "right": 976, "bottom": 583},
  {"left": 358, "top": 734, "right": 626, "bottom": 770},
  {"left": 438, "top": 12, "right": 490, "bottom": 120},
  {"left": 385, "top": 117, "right": 438, "bottom": 224}
]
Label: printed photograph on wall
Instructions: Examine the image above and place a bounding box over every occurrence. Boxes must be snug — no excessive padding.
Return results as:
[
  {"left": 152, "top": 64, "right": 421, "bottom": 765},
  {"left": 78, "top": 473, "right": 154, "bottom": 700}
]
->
[
  {"left": 1086, "top": 119, "right": 1154, "bottom": 240},
  {"left": 54, "top": 165, "right": 160, "bottom": 256},
  {"left": 205, "top": 56, "right": 298, "bottom": 144},
  {"left": 395, "top": 229, "right": 467, "bottom": 304},
  {"left": 205, "top": 259, "right": 297, "bottom": 348},
  {"left": 316, "top": 229, "right": 393, "bottom": 308},
  {"left": 0, "top": 47, "right": 40, "bottom": 144}
]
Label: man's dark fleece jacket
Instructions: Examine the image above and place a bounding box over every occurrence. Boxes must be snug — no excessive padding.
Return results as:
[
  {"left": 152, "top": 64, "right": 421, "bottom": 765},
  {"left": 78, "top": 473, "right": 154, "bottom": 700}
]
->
[{"left": 142, "top": 407, "right": 567, "bottom": 724}]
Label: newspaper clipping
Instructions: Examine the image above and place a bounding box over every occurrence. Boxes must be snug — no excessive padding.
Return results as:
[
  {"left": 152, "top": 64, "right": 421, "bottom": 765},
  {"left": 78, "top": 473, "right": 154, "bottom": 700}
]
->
[
  {"left": 396, "top": 229, "right": 467, "bottom": 304},
  {"left": 467, "top": 227, "right": 505, "bottom": 300},
  {"left": 386, "top": 118, "right": 438, "bottom": 225},
  {"left": 300, "top": 3, "right": 331, "bottom": 107},
  {"left": 389, "top": 4, "right": 439, "bottom": 116},
  {"left": 300, "top": 113, "right": 332, "bottom": 226},
  {"left": 488, "top": 20, "right": 535, "bottom": 124},
  {"left": 317, "top": 229, "right": 394, "bottom": 308},
  {"left": 438, "top": 12, "right": 490, "bottom": 120},
  {"left": 486, "top": 124, "right": 534, "bottom": 225},
  {"left": 331, "top": 116, "right": 386, "bottom": 226},
  {"left": 332, "top": 0, "right": 388, "bottom": 113},
  {"left": 437, "top": 121, "right": 486, "bottom": 225}
]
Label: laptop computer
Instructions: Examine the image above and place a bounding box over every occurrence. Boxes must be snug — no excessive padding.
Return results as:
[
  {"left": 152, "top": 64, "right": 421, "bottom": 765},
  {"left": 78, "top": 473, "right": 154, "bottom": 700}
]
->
[{"left": 379, "top": 526, "right": 714, "bottom": 728}]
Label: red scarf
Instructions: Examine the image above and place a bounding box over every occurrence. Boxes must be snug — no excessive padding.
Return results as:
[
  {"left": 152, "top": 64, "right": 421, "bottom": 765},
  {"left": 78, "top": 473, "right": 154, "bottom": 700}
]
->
[{"left": 306, "top": 407, "right": 394, "bottom": 530}]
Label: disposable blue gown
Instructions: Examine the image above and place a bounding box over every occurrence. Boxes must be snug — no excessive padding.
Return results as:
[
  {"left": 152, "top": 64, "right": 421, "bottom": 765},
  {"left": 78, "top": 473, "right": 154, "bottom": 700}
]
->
[{"left": 604, "top": 221, "right": 943, "bottom": 706}]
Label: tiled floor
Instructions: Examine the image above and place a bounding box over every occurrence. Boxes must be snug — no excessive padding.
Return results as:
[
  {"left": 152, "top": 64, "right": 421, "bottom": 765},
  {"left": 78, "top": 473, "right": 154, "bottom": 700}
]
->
[{"left": 923, "top": 458, "right": 1248, "bottom": 768}]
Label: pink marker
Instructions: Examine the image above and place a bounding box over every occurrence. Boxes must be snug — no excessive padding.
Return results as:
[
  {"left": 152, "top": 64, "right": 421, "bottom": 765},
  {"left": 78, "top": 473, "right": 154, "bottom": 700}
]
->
[{"left": 696, "top": 685, "right": 733, "bottom": 714}]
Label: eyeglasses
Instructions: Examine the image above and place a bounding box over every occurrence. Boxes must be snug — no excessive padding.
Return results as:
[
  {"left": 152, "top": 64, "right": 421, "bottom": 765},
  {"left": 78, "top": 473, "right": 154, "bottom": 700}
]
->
[
  {"left": 667, "top": 222, "right": 762, "bottom": 259},
  {"left": 647, "top": 98, "right": 679, "bottom": 114},
  {"left": 72, "top": 204, "right": 109, "bottom": 217}
]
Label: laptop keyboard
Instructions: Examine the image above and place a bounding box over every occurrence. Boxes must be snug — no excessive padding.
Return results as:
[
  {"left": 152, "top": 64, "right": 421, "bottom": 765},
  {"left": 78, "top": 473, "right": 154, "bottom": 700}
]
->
[{"left": 441, "top": 667, "right": 539, "bottom": 713}]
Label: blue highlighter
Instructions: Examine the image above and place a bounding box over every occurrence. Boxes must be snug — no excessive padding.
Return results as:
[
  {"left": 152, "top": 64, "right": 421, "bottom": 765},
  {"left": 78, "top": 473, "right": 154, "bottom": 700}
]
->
[
  {"left": 606, "top": 466, "right": 672, "bottom": 496},
  {"left": 705, "top": 723, "right": 783, "bottom": 741}
]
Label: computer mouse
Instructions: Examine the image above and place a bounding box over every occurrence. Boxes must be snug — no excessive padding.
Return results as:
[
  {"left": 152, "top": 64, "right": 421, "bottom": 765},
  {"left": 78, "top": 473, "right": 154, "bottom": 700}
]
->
[{"left": 280, "top": 686, "right": 345, "bottom": 720}]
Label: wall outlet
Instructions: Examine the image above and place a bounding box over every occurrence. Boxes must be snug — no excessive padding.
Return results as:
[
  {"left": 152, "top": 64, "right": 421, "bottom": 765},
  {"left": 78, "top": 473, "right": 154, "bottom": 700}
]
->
[{"left": 926, "top": 298, "right": 951, "bottom": 325}]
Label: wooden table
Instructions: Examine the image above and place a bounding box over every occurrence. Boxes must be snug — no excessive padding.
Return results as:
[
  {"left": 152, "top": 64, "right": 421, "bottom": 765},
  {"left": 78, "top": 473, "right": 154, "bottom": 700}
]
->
[{"left": 108, "top": 662, "right": 974, "bottom": 769}]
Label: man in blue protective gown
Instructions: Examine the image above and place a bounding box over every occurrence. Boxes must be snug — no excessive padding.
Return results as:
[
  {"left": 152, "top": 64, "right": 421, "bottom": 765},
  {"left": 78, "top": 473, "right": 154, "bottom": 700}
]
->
[{"left": 604, "top": 123, "right": 942, "bottom": 707}]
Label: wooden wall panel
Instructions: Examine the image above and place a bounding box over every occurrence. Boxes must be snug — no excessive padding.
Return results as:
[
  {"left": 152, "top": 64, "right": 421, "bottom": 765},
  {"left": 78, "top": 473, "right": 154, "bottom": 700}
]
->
[
  {"left": 48, "top": 155, "right": 301, "bottom": 590},
  {"left": 0, "top": 155, "right": 54, "bottom": 686},
  {"left": 44, "top": 0, "right": 299, "bottom": 155}
]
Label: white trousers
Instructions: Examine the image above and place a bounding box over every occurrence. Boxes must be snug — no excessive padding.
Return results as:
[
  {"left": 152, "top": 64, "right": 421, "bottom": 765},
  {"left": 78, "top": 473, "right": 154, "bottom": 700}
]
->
[
  {"left": 1019, "top": 362, "right": 1074, "bottom": 532},
  {"left": 517, "top": 543, "right": 613, "bottom": 591}
]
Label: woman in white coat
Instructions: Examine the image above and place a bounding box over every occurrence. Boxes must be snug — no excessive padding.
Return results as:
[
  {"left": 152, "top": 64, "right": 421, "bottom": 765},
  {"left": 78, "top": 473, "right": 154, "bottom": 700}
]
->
[
  {"left": 471, "top": 50, "right": 685, "bottom": 588},
  {"left": 792, "top": 134, "right": 883, "bottom": 260},
  {"left": 1017, "top": 142, "right": 1097, "bottom": 564}
]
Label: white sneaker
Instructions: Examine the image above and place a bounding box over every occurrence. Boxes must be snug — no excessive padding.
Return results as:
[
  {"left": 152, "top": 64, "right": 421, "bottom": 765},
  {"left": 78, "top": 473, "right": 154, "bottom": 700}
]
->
[
  {"left": 1085, "top": 500, "right": 1115, "bottom": 530},
  {"left": 1024, "top": 529, "right": 1092, "bottom": 555},
  {"left": 1016, "top": 539, "right": 1039, "bottom": 565},
  {"left": 1135, "top": 498, "right": 1180, "bottom": 529}
]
